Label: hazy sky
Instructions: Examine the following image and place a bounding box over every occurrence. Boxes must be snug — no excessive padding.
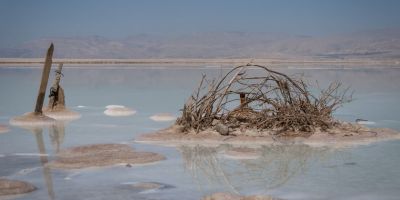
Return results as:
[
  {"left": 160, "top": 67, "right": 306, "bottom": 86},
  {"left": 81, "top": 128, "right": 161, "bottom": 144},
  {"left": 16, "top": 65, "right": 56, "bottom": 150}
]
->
[{"left": 1, "top": 0, "right": 399, "bottom": 47}]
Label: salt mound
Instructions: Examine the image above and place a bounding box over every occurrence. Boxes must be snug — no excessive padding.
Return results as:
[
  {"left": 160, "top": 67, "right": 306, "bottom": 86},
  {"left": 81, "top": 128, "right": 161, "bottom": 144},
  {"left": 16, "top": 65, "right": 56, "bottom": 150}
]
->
[
  {"left": 47, "top": 143, "right": 165, "bottom": 169},
  {"left": 149, "top": 113, "right": 176, "bottom": 122},
  {"left": 105, "top": 105, "right": 126, "bottom": 109},
  {"left": 9, "top": 112, "right": 55, "bottom": 127},
  {"left": 104, "top": 106, "right": 136, "bottom": 117},
  {"left": 0, "top": 178, "right": 36, "bottom": 196},
  {"left": 0, "top": 124, "right": 10, "bottom": 134}
]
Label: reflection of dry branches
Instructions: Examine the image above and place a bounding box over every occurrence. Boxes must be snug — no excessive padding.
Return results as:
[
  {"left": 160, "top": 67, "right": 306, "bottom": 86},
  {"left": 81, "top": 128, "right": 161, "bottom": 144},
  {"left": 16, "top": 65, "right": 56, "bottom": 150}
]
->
[
  {"left": 180, "top": 144, "right": 335, "bottom": 193},
  {"left": 180, "top": 145, "right": 239, "bottom": 194},
  {"left": 235, "top": 145, "right": 332, "bottom": 189},
  {"left": 176, "top": 64, "right": 352, "bottom": 136}
]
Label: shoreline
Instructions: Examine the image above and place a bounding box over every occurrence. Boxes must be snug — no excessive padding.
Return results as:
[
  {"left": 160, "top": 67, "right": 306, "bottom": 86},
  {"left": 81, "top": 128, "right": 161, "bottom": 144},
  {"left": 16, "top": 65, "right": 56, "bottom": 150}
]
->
[{"left": 0, "top": 58, "right": 399, "bottom": 67}]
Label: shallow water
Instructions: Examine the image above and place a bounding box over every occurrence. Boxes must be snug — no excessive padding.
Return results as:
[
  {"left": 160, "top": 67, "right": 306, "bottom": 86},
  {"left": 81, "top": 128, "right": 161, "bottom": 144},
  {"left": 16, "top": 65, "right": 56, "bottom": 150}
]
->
[{"left": 0, "top": 65, "right": 400, "bottom": 200}]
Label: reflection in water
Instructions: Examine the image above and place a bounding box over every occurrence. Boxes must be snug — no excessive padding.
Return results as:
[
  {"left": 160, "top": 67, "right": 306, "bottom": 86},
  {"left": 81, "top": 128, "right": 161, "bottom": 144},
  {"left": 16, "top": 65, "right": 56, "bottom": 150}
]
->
[
  {"left": 180, "top": 144, "right": 338, "bottom": 194},
  {"left": 22, "top": 121, "right": 68, "bottom": 200},
  {"left": 32, "top": 127, "right": 55, "bottom": 200},
  {"left": 49, "top": 121, "right": 65, "bottom": 154}
]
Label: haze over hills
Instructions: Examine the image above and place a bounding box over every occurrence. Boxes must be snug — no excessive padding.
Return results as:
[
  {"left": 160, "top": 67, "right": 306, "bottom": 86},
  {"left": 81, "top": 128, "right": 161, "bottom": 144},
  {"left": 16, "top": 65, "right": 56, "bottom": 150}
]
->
[{"left": 1, "top": 29, "right": 399, "bottom": 60}]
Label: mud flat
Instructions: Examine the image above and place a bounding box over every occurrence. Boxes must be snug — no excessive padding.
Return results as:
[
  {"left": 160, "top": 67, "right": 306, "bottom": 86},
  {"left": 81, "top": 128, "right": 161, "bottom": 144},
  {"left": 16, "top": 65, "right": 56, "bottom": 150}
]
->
[
  {"left": 0, "top": 179, "right": 36, "bottom": 196},
  {"left": 47, "top": 144, "right": 165, "bottom": 169},
  {"left": 136, "top": 124, "right": 400, "bottom": 148}
]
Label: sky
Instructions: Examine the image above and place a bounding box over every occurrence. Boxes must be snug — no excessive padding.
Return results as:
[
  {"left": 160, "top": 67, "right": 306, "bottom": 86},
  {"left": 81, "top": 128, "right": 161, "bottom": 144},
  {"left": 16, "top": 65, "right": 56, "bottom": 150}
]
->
[{"left": 1, "top": 0, "right": 399, "bottom": 47}]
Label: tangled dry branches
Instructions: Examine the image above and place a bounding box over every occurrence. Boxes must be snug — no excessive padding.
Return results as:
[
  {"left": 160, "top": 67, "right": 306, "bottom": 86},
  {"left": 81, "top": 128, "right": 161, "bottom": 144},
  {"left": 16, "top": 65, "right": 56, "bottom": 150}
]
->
[{"left": 176, "top": 64, "right": 352, "bottom": 136}]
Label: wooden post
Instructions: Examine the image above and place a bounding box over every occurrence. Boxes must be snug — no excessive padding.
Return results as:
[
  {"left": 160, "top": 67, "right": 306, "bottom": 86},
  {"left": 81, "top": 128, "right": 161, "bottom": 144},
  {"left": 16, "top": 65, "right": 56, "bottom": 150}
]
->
[
  {"left": 240, "top": 93, "right": 246, "bottom": 106},
  {"left": 34, "top": 43, "right": 54, "bottom": 114}
]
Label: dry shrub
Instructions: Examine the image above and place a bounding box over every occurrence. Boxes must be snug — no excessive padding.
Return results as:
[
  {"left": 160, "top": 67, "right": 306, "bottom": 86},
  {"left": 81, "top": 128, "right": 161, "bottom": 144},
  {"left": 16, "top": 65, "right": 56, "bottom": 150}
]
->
[{"left": 176, "top": 64, "right": 352, "bottom": 136}]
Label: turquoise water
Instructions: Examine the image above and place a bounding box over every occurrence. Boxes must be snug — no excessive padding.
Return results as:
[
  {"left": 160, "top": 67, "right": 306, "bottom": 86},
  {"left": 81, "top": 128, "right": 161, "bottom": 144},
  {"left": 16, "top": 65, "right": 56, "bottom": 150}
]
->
[{"left": 0, "top": 65, "right": 399, "bottom": 200}]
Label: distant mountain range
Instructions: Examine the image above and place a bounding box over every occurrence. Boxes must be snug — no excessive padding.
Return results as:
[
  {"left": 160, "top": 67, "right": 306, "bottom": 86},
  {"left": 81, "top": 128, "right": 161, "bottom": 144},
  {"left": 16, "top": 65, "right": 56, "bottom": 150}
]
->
[{"left": 1, "top": 29, "right": 400, "bottom": 60}]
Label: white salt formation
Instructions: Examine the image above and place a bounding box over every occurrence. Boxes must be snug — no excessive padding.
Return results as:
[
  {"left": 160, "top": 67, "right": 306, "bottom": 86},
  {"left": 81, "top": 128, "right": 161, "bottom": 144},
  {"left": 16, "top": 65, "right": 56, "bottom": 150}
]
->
[
  {"left": 105, "top": 105, "right": 125, "bottom": 109},
  {"left": 104, "top": 105, "right": 136, "bottom": 117},
  {"left": 149, "top": 113, "right": 176, "bottom": 122}
]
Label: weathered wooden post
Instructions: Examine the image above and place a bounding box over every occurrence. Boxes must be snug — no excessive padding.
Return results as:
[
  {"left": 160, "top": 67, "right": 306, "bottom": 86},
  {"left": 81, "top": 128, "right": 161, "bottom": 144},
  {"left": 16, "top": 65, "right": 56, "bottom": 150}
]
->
[
  {"left": 42, "top": 61, "right": 81, "bottom": 120},
  {"left": 47, "top": 63, "right": 65, "bottom": 111},
  {"left": 9, "top": 43, "right": 56, "bottom": 126},
  {"left": 34, "top": 43, "right": 54, "bottom": 114},
  {"left": 239, "top": 93, "right": 246, "bottom": 107}
]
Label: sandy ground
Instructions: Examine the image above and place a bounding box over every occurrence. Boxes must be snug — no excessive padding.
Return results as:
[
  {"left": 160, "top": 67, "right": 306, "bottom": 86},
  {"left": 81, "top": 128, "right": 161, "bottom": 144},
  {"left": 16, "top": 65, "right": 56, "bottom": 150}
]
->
[
  {"left": 0, "top": 179, "right": 36, "bottom": 196},
  {"left": 136, "top": 124, "right": 400, "bottom": 148},
  {"left": 47, "top": 144, "right": 165, "bottom": 169},
  {"left": 202, "top": 192, "right": 280, "bottom": 200}
]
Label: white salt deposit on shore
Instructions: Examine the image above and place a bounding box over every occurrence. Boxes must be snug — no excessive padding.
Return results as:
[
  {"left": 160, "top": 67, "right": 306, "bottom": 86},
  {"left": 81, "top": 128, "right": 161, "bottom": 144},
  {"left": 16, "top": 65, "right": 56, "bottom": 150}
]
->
[{"left": 149, "top": 113, "right": 176, "bottom": 122}]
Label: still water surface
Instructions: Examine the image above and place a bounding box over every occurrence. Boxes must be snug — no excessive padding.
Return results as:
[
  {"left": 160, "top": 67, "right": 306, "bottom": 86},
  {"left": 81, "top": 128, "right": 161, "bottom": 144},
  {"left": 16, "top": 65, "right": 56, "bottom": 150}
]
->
[{"left": 0, "top": 65, "right": 399, "bottom": 200}]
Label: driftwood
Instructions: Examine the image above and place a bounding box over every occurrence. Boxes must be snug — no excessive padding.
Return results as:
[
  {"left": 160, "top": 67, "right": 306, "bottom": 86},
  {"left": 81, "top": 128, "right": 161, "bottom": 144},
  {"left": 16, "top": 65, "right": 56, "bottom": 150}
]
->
[{"left": 176, "top": 64, "right": 352, "bottom": 136}]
